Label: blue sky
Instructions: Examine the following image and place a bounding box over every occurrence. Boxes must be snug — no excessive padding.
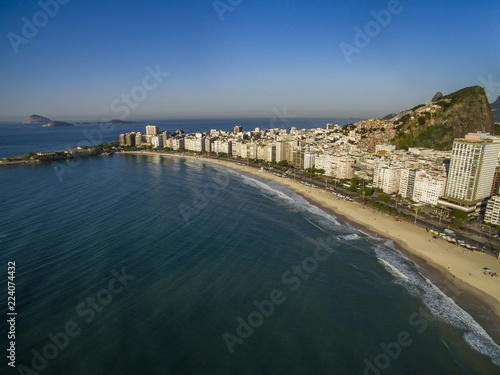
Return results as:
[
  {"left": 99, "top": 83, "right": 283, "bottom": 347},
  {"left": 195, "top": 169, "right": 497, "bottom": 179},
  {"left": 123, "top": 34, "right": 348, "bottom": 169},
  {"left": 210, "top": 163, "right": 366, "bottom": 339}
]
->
[{"left": 0, "top": 0, "right": 499, "bottom": 121}]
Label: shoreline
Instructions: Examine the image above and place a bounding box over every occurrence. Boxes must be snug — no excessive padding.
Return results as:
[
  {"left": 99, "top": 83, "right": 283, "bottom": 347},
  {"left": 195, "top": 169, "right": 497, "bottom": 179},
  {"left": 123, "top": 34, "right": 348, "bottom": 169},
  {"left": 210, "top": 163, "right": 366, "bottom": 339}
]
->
[{"left": 122, "top": 151, "right": 500, "bottom": 344}]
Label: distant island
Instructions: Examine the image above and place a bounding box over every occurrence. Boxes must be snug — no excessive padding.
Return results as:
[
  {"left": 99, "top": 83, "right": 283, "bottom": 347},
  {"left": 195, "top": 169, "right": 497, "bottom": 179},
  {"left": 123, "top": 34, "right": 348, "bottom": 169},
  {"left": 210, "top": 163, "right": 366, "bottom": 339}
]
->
[
  {"left": 23, "top": 114, "right": 74, "bottom": 127},
  {"left": 23, "top": 115, "right": 136, "bottom": 126},
  {"left": 74, "top": 119, "right": 137, "bottom": 125},
  {"left": 42, "top": 121, "right": 74, "bottom": 127},
  {"left": 23, "top": 114, "right": 51, "bottom": 124}
]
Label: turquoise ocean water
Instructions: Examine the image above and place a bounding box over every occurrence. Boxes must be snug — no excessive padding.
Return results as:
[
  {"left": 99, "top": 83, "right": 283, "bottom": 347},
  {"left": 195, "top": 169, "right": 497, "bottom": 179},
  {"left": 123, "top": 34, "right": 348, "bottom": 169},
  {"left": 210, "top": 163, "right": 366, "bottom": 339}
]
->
[{"left": 1, "top": 153, "right": 500, "bottom": 374}]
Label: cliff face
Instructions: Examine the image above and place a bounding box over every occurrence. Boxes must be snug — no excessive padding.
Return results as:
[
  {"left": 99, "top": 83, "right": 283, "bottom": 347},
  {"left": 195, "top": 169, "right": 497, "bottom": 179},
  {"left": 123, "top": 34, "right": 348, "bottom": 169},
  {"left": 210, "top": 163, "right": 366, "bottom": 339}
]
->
[
  {"left": 392, "top": 86, "right": 495, "bottom": 150},
  {"left": 491, "top": 95, "right": 500, "bottom": 123},
  {"left": 23, "top": 114, "right": 51, "bottom": 124}
]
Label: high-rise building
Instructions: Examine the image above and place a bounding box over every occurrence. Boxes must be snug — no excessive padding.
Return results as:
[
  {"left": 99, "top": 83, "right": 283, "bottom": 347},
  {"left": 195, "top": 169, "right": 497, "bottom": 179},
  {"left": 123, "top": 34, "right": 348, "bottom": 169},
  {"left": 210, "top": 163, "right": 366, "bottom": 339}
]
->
[
  {"left": 125, "top": 133, "right": 136, "bottom": 146},
  {"left": 439, "top": 133, "right": 500, "bottom": 213},
  {"left": 234, "top": 126, "right": 243, "bottom": 134},
  {"left": 151, "top": 135, "right": 163, "bottom": 148},
  {"left": 335, "top": 156, "right": 355, "bottom": 179},
  {"left": 292, "top": 149, "right": 304, "bottom": 169},
  {"left": 276, "top": 141, "right": 287, "bottom": 163},
  {"left": 485, "top": 195, "right": 500, "bottom": 225},
  {"left": 399, "top": 168, "right": 416, "bottom": 199},
  {"left": 146, "top": 125, "right": 159, "bottom": 136},
  {"left": 373, "top": 161, "right": 401, "bottom": 194},
  {"left": 264, "top": 145, "right": 276, "bottom": 162},
  {"left": 412, "top": 173, "right": 446, "bottom": 206},
  {"left": 304, "top": 152, "right": 315, "bottom": 170}
]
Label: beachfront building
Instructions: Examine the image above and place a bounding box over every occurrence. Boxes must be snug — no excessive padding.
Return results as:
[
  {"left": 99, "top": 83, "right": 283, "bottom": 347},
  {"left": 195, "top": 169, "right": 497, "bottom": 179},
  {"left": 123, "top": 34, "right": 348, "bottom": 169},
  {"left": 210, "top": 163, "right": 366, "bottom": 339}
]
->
[
  {"left": 292, "top": 149, "right": 304, "bottom": 169},
  {"left": 335, "top": 156, "right": 354, "bottom": 179},
  {"left": 276, "top": 141, "right": 287, "bottom": 163},
  {"left": 304, "top": 152, "right": 315, "bottom": 170},
  {"left": 484, "top": 195, "right": 500, "bottom": 225},
  {"left": 171, "top": 137, "right": 185, "bottom": 151},
  {"left": 373, "top": 161, "right": 401, "bottom": 194},
  {"left": 314, "top": 153, "right": 333, "bottom": 176},
  {"left": 264, "top": 145, "right": 276, "bottom": 163},
  {"left": 412, "top": 173, "right": 446, "bottom": 206},
  {"left": 193, "top": 137, "right": 205, "bottom": 153},
  {"left": 399, "top": 168, "right": 417, "bottom": 199},
  {"left": 151, "top": 135, "right": 163, "bottom": 148},
  {"left": 124, "top": 132, "right": 136, "bottom": 146},
  {"left": 438, "top": 133, "right": 500, "bottom": 213},
  {"left": 205, "top": 137, "right": 213, "bottom": 153}
]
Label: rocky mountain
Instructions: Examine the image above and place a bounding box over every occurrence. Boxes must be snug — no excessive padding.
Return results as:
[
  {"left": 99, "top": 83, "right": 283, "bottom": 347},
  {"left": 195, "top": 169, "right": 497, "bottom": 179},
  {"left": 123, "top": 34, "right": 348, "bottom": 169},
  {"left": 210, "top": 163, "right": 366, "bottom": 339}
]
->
[
  {"left": 431, "top": 91, "right": 443, "bottom": 102},
  {"left": 42, "top": 121, "right": 74, "bottom": 127},
  {"left": 23, "top": 114, "right": 51, "bottom": 124},
  {"left": 491, "top": 95, "right": 500, "bottom": 123},
  {"left": 390, "top": 86, "right": 495, "bottom": 150}
]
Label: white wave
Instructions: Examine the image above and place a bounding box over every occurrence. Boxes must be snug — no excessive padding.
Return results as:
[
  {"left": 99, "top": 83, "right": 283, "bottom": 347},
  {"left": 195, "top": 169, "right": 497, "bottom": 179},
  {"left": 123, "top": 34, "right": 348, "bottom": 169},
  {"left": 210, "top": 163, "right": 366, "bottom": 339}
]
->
[
  {"left": 377, "top": 258, "right": 409, "bottom": 281},
  {"left": 238, "top": 173, "right": 343, "bottom": 230},
  {"left": 374, "top": 245, "right": 500, "bottom": 366},
  {"left": 339, "top": 233, "right": 361, "bottom": 241},
  {"left": 240, "top": 174, "right": 295, "bottom": 202}
]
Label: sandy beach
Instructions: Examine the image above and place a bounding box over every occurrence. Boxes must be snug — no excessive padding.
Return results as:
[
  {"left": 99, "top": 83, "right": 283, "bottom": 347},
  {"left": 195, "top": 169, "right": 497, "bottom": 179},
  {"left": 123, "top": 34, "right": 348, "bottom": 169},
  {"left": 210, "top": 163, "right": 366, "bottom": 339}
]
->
[{"left": 124, "top": 152, "right": 500, "bottom": 336}]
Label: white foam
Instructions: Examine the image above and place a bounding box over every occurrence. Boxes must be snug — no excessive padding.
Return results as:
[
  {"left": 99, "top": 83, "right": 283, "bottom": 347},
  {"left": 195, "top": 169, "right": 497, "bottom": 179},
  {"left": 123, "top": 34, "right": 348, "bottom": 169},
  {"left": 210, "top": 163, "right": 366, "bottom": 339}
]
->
[
  {"left": 238, "top": 173, "right": 342, "bottom": 229},
  {"left": 377, "top": 257, "right": 409, "bottom": 281},
  {"left": 374, "top": 245, "right": 500, "bottom": 366},
  {"left": 339, "top": 233, "right": 361, "bottom": 241},
  {"left": 240, "top": 174, "right": 295, "bottom": 203}
]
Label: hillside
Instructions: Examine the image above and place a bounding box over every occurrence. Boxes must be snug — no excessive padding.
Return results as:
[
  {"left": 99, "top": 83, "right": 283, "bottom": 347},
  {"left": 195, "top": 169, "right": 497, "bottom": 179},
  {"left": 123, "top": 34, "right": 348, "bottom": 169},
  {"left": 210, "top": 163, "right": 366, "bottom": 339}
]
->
[
  {"left": 23, "top": 114, "right": 51, "bottom": 124},
  {"left": 391, "top": 86, "right": 495, "bottom": 150}
]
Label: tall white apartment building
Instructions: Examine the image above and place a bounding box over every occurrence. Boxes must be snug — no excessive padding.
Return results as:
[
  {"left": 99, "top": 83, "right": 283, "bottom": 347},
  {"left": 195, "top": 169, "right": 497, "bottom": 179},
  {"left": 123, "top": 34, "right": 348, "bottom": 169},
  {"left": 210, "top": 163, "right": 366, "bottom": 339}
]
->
[
  {"left": 264, "top": 145, "right": 276, "bottom": 162},
  {"left": 399, "top": 168, "right": 417, "bottom": 199},
  {"left": 335, "top": 156, "right": 354, "bottom": 179},
  {"left": 314, "top": 154, "right": 333, "bottom": 176},
  {"left": 151, "top": 135, "right": 163, "bottom": 148},
  {"left": 184, "top": 138, "right": 193, "bottom": 151},
  {"left": 276, "top": 141, "right": 287, "bottom": 163},
  {"left": 221, "top": 141, "right": 232, "bottom": 155},
  {"left": 373, "top": 162, "right": 401, "bottom": 194},
  {"left": 171, "top": 137, "right": 185, "bottom": 151},
  {"left": 304, "top": 152, "right": 315, "bottom": 170},
  {"left": 439, "top": 133, "right": 500, "bottom": 212},
  {"left": 193, "top": 138, "right": 205, "bottom": 152},
  {"left": 412, "top": 173, "right": 446, "bottom": 206}
]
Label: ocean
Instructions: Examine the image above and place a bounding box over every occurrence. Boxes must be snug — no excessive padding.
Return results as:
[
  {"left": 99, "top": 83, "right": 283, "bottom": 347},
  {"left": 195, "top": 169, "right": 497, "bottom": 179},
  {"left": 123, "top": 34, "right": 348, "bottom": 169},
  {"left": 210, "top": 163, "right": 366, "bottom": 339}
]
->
[
  {"left": 2, "top": 119, "right": 500, "bottom": 374},
  {"left": 2, "top": 151, "right": 500, "bottom": 375}
]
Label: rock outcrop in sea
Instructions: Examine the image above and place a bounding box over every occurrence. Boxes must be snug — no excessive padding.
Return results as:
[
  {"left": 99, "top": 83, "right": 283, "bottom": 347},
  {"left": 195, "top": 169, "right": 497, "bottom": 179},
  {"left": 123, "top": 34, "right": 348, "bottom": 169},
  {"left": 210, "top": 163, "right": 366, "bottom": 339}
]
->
[{"left": 23, "top": 114, "right": 51, "bottom": 124}]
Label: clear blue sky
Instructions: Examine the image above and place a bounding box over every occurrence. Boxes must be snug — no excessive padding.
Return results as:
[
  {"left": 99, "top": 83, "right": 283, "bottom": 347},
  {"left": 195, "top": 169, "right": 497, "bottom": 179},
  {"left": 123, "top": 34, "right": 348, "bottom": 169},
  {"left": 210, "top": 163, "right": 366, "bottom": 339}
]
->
[{"left": 1, "top": 0, "right": 499, "bottom": 121}]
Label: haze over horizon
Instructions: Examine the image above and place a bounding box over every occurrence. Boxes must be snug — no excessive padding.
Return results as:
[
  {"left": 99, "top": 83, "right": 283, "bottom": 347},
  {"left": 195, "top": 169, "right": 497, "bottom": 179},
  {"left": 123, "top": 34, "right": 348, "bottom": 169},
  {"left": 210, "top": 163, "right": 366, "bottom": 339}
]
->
[{"left": 1, "top": 0, "right": 499, "bottom": 122}]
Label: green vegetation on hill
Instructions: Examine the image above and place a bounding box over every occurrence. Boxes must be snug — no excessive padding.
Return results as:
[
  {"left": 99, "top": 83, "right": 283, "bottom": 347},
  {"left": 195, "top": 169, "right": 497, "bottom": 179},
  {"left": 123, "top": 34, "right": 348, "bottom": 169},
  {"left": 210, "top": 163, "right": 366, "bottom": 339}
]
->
[
  {"left": 392, "top": 86, "right": 494, "bottom": 150},
  {"left": 396, "top": 125, "right": 453, "bottom": 150}
]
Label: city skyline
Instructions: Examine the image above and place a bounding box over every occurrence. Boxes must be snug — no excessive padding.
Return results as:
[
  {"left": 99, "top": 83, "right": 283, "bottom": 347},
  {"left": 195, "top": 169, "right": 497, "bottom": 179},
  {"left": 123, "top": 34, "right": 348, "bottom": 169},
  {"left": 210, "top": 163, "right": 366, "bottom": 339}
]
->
[{"left": 1, "top": 0, "right": 499, "bottom": 121}]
